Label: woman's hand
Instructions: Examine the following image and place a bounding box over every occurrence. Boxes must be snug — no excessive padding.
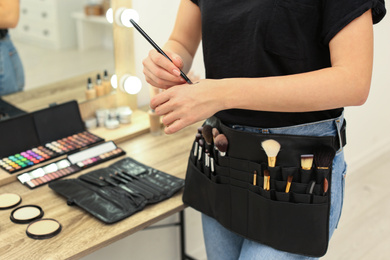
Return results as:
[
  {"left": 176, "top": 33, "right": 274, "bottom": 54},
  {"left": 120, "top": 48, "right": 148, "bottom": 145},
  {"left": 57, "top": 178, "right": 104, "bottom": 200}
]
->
[
  {"left": 142, "top": 49, "right": 187, "bottom": 89},
  {"left": 150, "top": 79, "right": 225, "bottom": 134}
]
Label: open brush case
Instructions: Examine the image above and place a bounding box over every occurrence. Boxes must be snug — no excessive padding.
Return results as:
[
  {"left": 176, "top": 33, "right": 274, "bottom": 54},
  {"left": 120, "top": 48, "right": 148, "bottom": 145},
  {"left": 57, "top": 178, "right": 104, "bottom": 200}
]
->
[
  {"left": 49, "top": 157, "right": 185, "bottom": 224},
  {"left": 183, "top": 116, "right": 346, "bottom": 257}
]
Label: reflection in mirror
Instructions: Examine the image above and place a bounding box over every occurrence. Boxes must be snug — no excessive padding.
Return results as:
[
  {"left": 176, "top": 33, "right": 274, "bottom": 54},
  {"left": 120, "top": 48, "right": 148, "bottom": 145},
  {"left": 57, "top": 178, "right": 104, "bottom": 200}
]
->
[{"left": 1, "top": 0, "right": 114, "bottom": 116}]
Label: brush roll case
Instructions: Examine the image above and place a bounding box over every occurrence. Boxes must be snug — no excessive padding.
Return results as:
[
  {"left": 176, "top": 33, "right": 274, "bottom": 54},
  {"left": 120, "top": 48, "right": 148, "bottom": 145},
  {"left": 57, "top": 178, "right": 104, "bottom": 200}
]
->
[
  {"left": 183, "top": 116, "right": 346, "bottom": 257},
  {"left": 49, "top": 157, "right": 184, "bottom": 224}
]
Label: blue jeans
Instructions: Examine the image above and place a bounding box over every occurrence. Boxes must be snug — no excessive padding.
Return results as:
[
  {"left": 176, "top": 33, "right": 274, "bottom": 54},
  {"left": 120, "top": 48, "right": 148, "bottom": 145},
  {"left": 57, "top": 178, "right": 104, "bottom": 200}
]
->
[
  {"left": 0, "top": 34, "right": 25, "bottom": 96},
  {"left": 202, "top": 114, "right": 347, "bottom": 260}
]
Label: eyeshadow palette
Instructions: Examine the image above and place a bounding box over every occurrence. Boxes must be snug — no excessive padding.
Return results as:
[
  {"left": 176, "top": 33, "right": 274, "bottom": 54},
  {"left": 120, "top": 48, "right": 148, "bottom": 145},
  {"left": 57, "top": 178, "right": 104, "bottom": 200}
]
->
[
  {"left": 0, "top": 131, "right": 103, "bottom": 174},
  {"left": 17, "top": 141, "right": 125, "bottom": 189}
]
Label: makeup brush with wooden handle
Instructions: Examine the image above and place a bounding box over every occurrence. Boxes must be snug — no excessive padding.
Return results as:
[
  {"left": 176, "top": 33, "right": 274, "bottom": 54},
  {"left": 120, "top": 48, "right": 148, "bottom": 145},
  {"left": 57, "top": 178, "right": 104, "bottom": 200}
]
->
[{"left": 261, "top": 139, "right": 281, "bottom": 167}]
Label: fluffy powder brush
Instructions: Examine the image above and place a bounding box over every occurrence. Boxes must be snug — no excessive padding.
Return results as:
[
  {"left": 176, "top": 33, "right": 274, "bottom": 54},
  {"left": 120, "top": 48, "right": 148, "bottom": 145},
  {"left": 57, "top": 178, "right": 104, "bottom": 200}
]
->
[{"left": 261, "top": 139, "right": 281, "bottom": 167}]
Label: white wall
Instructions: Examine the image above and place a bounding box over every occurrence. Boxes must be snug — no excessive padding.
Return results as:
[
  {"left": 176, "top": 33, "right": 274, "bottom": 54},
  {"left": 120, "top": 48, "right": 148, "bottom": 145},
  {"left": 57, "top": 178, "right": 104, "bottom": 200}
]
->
[{"left": 83, "top": 3, "right": 390, "bottom": 260}]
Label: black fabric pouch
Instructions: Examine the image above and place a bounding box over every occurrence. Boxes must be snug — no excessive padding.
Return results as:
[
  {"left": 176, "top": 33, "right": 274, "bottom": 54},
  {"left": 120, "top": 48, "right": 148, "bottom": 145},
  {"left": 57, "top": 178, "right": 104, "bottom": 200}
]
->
[
  {"left": 183, "top": 117, "right": 345, "bottom": 257},
  {"left": 49, "top": 157, "right": 185, "bottom": 224}
]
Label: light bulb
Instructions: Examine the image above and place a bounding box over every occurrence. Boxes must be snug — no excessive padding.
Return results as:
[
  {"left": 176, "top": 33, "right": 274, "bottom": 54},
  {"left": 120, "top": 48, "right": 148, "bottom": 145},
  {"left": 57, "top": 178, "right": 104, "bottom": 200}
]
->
[
  {"left": 115, "top": 8, "right": 139, "bottom": 27},
  {"left": 120, "top": 75, "right": 142, "bottom": 95},
  {"left": 110, "top": 74, "right": 117, "bottom": 89},
  {"left": 106, "top": 8, "right": 113, "bottom": 24}
]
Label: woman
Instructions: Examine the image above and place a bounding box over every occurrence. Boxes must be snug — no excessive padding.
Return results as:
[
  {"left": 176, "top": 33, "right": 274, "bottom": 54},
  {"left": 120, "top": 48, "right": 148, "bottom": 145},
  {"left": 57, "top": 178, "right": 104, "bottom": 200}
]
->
[
  {"left": 0, "top": 0, "right": 25, "bottom": 96},
  {"left": 143, "top": 0, "right": 386, "bottom": 259}
]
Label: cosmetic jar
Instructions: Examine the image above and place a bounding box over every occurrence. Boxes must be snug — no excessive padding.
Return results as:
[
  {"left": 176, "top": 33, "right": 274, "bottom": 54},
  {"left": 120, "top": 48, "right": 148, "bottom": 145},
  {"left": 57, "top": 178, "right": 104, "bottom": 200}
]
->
[
  {"left": 95, "top": 109, "right": 109, "bottom": 127},
  {"left": 105, "top": 119, "right": 120, "bottom": 129},
  {"left": 85, "top": 117, "right": 98, "bottom": 130},
  {"left": 117, "top": 106, "right": 133, "bottom": 124}
]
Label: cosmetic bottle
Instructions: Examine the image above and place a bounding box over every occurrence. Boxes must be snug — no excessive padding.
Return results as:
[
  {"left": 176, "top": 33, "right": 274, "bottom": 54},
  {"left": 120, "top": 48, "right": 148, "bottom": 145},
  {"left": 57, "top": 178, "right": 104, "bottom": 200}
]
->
[
  {"left": 102, "top": 70, "right": 111, "bottom": 95},
  {"left": 85, "top": 77, "right": 97, "bottom": 100},
  {"left": 95, "top": 74, "right": 105, "bottom": 97},
  {"left": 148, "top": 109, "right": 162, "bottom": 135}
]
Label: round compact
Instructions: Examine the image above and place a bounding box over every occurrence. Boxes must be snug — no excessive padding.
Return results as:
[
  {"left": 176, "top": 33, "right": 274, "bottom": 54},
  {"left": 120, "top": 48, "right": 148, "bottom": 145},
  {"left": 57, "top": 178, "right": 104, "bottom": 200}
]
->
[
  {"left": 105, "top": 118, "right": 120, "bottom": 129},
  {"left": 10, "top": 205, "right": 44, "bottom": 224},
  {"left": 26, "top": 218, "right": 62, "bottom": 240},
  {"left": 0, "top": 193, "right": 22, "bottom": 210}
]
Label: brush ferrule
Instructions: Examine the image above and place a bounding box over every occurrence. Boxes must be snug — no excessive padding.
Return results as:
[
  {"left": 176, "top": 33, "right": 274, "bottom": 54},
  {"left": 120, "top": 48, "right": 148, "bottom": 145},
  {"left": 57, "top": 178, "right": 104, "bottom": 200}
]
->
[
  {"left": 268, "top": 157, "right": 276, "bottom": 167},
  {"left": 317, "top": 166, "right": 329, "bottom": 170}
]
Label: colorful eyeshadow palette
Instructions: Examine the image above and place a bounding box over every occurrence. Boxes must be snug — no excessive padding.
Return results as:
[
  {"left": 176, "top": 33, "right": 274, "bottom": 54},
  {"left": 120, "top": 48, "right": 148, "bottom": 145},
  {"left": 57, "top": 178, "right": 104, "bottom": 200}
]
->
[
  {"left": 45, "top": 131, "right": 102, "bottom": 155},
  {"left": 0, "top": 131, "right": 103, "bottom": 174},
  {"left": 17, "top": 141, "right": 125, "bottom": 189},
  {"left": 68, "top": 141, "right": 125, "bottom": 169}
]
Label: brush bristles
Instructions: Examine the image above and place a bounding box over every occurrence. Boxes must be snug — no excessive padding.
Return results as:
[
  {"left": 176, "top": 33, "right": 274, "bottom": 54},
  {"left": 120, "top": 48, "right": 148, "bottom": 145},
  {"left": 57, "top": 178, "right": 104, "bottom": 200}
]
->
[
  {"left": 301, "top": 154, "right": 314, "bottom": 170},
  {"left": 261, "top": 139, "right": 281, "bottom": 167},
  {"left": 314, "top": 146, "right": 335, "bottom": 169},
  {"left": 202, "top": 125, "right": 213, "bottom": 145},
  {"left": 215, "top": 134, "right": 228, "bottom": 156}
]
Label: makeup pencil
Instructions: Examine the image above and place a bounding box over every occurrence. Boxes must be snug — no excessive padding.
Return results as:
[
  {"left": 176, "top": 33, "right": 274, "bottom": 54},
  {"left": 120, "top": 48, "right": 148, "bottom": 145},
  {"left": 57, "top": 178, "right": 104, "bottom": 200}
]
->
[{"left": 130, "top": 19, "right": 193, "bottom": 84}]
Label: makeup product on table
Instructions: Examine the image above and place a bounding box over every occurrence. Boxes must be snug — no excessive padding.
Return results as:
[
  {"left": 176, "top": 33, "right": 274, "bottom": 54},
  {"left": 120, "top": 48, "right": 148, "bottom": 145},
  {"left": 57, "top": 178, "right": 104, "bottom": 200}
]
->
[
  {"left": 261, "top": 139, "right": 281, "bottom": 167},
  {"left": 130, "top": 19, "right": 193, "bottom": 84},
  {"left": 85, "top": 77, "right": 97, "bottom": 100},
  {"left": 26, "top": 218, "right": 62, "bottom": 240},
  {"left": 0, "top": 101, "right": 105, "bottom": 174},
  {"left": 0, "top": 193, "right": 22, "bottom": 209},
  {"left": 67, "top": 141, "right": 125, "bottom": 169},
  {"left": 17, "top": 159, "right": 79, "bottom": 189},
  {"left": 10, "top": 205, "right": 44, "bottom": 224},
  {"left": 117, "top": 106, "right": 133, "bottom": 124}
]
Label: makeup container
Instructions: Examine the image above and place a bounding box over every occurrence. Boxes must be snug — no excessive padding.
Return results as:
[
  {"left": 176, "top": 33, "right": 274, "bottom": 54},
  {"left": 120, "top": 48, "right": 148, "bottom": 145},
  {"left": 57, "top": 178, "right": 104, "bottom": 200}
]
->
[
  {"left": 102, "top": 70, "right": 111, "bottom": 95},
  {"left": 117, "top": 106, "right": 133, "bottom": 124},
  {"left": 10, "top": 205, "right": 44, "bottom": 224},
  {"left": 68, "top": 141, "right": 125, "bottom": 169},
  {"left": 26, "top": 218, "right": 62, "bottom": 240},
  {"left": 85, "top": 77, "right": 97, "bottom": 100},
  {"left": 96, "top": 108, "right": 109, "bottom": 127},
  {"left": 84, "top": 117, "right": 98, "bottom": 130},
  {"left": 105, "top": 119, "right": 120, "bottom": 130},
  {"left": 148, "top": 109, "right": 162, "bottom": 135},
  {"left": 95, "top": 73, "right": 105, "bottom": 97},
  {"left": 17, "top": 159, "right": 80, "bottom": 189},
  {"left": 0, "top": 193, "right": 22, "bottom": 209},
  {"left": 0, "top": 101, "right": 104, "bottom": 174}
]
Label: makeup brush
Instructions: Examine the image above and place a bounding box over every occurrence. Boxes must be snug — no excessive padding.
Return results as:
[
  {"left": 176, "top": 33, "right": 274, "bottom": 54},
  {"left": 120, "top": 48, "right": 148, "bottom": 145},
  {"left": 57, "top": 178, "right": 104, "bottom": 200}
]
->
[
  {"left": 323, "top": 178, "right": 329, "bottom": 195},
  {"left": 301, "top": 154, "right": 314, "bottom": 170},
  {"left": 193, "top": 133, "right": 201, "bottom": 157},
  {"left": 263, "top": 169, "right": 270, "bottom": 190},
  {"left": 253, "top": 170, "right": 257, "bottom": 186},
  {"left": 212, "top": 128, "right": 220, "bottom": 141},
  {"left": 202, "top": 125, "right": 213, "bottom": 145},
  {"left": 197, "top": 126, "right": 203, "bottom": 134},
  {"left": 285, "top": 175, "right": 293, "bottom": 193},
  {"left": 261, "top": 139, "right": 281, "bottom": 167},
  {"left": 197, "top": 139, "right": 204, "bottom": 161},
  {"left": 214, "top": 134, "right": 228, "bottom": 156},
  {"left": 314, "top": 146, "right": 336, "bottom": 169}
]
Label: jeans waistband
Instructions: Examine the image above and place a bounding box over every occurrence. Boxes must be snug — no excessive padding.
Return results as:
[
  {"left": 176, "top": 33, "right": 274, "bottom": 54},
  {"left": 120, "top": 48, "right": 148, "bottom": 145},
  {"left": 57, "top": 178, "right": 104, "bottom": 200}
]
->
[{"left": 229, "top": 112, "right": 345, "bottom": 152}]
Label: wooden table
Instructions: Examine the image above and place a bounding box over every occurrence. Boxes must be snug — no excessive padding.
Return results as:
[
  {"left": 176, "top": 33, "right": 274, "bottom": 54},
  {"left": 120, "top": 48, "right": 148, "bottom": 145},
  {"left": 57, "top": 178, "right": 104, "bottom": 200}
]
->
[{"left": 0, "top": 124, "right": 197, "bottom": 260}]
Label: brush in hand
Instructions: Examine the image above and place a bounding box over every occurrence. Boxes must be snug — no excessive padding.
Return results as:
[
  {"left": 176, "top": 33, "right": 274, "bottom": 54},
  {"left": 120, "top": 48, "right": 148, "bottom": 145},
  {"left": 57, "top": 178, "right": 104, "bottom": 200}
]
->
[
  {"left": 261, "top": 139, "right": 281, "bottom": 167},
  {"left": 215, "top": 134, "right": 228, "bottom": 156},
  {"left": 314, "top": 146, "right": 336, "bottom": 169},
  {"left": 301, "top": 154, "right": 314, "bottom": 170}
]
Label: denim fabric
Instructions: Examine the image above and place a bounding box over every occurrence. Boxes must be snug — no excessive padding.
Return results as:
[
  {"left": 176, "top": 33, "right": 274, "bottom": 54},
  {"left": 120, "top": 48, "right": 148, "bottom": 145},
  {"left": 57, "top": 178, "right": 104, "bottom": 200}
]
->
[
  {"left": 202, "top": 114, "right": 347, "bottom": 260},
  {"left": 0, "top": 34, "right": 25, "bottom": 96}
]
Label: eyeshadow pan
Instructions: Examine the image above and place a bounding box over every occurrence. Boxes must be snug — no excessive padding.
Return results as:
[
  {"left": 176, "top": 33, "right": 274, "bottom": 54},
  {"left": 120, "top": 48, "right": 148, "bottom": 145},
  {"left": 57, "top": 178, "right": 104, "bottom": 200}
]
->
[
  {"left": 26, "top": 218, "right": 62, "bottom": 239},
  {"left": 0, "top": 193, "right": 22, "bottom": 209},
  {"left": 10, "top": 205, "right": 44, "bottom": 224}
]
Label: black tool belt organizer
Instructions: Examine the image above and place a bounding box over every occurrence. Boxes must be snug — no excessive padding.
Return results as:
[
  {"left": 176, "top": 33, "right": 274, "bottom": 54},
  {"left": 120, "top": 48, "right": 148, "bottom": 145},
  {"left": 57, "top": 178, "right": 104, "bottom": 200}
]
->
[
  {"left": 49, "top": 157, "right": 184, "bottom": 224},
  {"left": 183, "top": 117, "right": 346, "bottom": 257}
]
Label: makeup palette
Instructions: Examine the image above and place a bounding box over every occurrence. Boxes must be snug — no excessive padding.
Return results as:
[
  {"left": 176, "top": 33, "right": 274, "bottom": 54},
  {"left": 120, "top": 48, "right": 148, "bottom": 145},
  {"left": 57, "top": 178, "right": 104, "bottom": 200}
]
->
[
  {"left": 68, "top": 141, "right": 125, "bottom": 169},
  {"left": 0, "top": 101, "right": 104, "bottom": 174},
  {"left": 17, "top": 141, "right": 125, "bottom": 189}
]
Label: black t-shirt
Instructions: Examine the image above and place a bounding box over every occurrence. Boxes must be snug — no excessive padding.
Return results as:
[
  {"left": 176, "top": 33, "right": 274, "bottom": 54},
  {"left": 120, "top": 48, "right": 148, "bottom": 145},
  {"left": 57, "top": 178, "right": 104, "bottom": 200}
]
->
[{"left": 189, "top": 0, "right": 386, "bottom": 127}]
